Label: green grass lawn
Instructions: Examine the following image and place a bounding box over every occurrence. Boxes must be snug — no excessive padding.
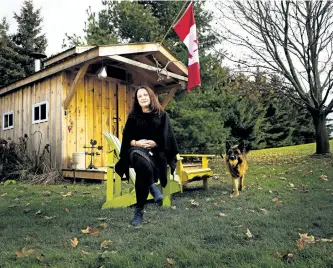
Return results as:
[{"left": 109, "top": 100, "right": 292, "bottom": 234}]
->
[{"left": 1, "top": 142, "right": 333, "bottom": 268}]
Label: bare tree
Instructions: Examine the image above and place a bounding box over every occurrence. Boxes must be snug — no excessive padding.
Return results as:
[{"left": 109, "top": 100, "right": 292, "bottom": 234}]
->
[{"left": 216, "top": 1, "right": 333, "bottom": 154}]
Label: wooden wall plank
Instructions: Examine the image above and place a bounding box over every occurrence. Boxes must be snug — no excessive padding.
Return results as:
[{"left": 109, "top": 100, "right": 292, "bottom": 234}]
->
[
  {"left": 24, "top": 85, "right": 32, "bottom": 154},
  {"left": 110, "top": 83, "right": 117, "bottom": 137},
  {"left": 101, "top": 79, "right": 110, "bottom": 166},
  {"left": 64, "top": 72, "right": 75, "bottom": 167},
  {"left": 86, "top": 75, "right": 94, "bottom": 168},
  {"left": 62, "top": 72, "right": 70, "bottom": 169},
  {"left": 93, "top": 78, "right": 102, "bottom": 167},
  {"left": 69, "top": 73, "right": 77, "bottom": 164},
  {"left": 49, "top": 75, "right": 57, "bottom": 168},
  {"left": 30, "top": 82, "right": 39, "bottom": 160},
  {"left": 118, "top": 84, "right": 127, "bottom": 141},
  {"left": 55, "top": 74, "right": 63, "bottom": 169},
  {"left": 76, "top": 77, "right": 86, "bottom": 155}
]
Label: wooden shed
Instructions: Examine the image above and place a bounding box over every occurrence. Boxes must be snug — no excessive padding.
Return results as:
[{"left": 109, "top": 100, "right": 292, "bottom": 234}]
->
[{"left": 0, "top": 43, "right": 188, "bottom": 180}]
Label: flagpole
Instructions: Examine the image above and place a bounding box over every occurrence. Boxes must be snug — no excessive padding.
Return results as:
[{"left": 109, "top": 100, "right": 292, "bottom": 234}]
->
[{"left": 159, "top": 1, "right": 191, "bottom": 46}]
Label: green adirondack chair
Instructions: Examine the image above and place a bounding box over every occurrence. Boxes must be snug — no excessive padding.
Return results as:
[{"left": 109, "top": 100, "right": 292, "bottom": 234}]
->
[{"left": 102, "top": 132, "right": 183, "bottom": 208}]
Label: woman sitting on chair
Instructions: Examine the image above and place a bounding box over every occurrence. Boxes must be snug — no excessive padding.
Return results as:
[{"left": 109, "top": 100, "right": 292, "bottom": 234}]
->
[{"left": 115, "top": 85, "right": 179, "bottom": 227}]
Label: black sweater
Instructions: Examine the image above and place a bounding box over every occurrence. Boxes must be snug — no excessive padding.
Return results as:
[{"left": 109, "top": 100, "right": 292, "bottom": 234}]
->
[{"left": 115, "top": 110, "right": 179, "bottom": 187}]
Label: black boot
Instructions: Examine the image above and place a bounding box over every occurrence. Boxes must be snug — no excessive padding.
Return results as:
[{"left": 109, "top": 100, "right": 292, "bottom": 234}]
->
[
  {"left": 149, "top": 184, "right": 163, "bottom": 205},
  {"left": 130, "top": 207, "right": 144, "bottom": 227}
]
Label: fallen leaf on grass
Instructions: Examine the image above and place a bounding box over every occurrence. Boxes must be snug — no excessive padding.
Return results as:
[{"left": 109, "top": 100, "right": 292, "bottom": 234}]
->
[
  {"left": 297, "top": 233, "right": 315, "bottom": 249},
  {"left": 81, "top": 227, "right": 91, "bottom": 234},
  {"left": 83, "top": 191, "right": 91, "bottom": 195},
  {"left": 190, "top": 200, "right": 199, "bottom": 207},
  {"left": 245, "top": 228, "right": 253, "bottom": 239},
  {"left": 99, "top": 223, "right": 109, "bottom": 230},
  {"left": 167, "top": 258, "right": 175, "bottom": 266},
  {"left": 62, "top": 192, "right": 73, "bottom": 198},
  {"left": 81, "top": 226, "right": 100, "bottom": 236},
  {"left": 44, "top": 216, "right": 56, "bottom": 220},
  {"left": 218, "top": 213, "right": 227, "bottom": 217},
  {"left": 36, "top": 255, "right": 45, "bottom": 263},
  {"left": 1, "top": 193, "right": 8, "bottom": 197},
  {"left": 65, "top": 208, "right": 70, "bottom": 213},
  {"left": 318, "top": 238, "right": 333, "bottom": 243},
  {"left": 100, "top": 240, "right": 113, "bottom": 249},
  {"left": 272, "top": 197, "right": 282, "bottom": 205},
  {"left": 259, "top": 208, "right": 268, "bottom": 215},
  {"left": 319, "top": 175, "right": 328, "bottom": 181},
  {"left": 303, "top": 170, "right": 313, "bottom": 176},
  {"left": 288, "top": 183, "right": 295, "bottom": 187},
  {"left": 16, "top": 248, "right": 36, "bottom": 258},
  {"left": 297, "top": 233, "right": 333, "bottom": 249},
  {"left": 273, "top": 252, "right": 295, "bottom": 263},
  {"left": 35, "top": 210, "right": 42, "bottom": 215},
  {"left": 80, "top": 250, "right": 89, "bottom": 255},
  {"left": 70, "top": 237, "right": 79, "bottom": 248},
  {"left": 96, "top": 217, "right": 107, "bottom": 221}
]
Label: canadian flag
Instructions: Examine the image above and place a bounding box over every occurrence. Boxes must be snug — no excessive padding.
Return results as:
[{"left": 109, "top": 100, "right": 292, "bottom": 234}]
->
[{"left": 173, "top": 2, "right": 201, "bottom": 92}]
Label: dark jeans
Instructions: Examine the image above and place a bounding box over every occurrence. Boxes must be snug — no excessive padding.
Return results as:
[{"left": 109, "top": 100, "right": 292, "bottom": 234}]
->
[{"left": 130, "top": 153, "right": 158, "bottom": 208}]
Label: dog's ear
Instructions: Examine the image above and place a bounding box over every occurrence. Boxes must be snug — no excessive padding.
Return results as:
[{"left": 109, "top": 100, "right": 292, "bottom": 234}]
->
[
  {"left": 226, "top": 142, "right": 231, "bottom": 152},
  {"left": 239, "top": 141, "right": 249, "bottom": 154}
]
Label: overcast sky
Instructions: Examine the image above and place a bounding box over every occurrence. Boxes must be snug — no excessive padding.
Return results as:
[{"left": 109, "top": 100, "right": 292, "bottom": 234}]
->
[
  {"left": 0, "top": 0, "right": 220, "bottom": 57},
  {"left": 0, "top": 0, "right": 105, "bottom": 56}
]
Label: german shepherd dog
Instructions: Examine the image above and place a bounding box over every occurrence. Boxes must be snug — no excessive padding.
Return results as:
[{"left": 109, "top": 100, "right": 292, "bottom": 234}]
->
[{"left": 226, "top": 142, "right": 248, "bottom": 196}]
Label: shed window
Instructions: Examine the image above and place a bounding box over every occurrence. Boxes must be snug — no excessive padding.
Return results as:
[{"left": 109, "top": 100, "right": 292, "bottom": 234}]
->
[
  {"left": 3, "top": 111, "right": 14, "bottom": 130},
  {"left": 32, "top": 101, "right": 48, "bottom": 124}
]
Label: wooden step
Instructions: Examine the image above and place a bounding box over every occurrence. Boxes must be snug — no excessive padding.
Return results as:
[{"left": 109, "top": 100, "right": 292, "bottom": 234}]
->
[
  {"left": 185, "top": 168, "right": 212, "bottom": 175},
  {"left": 62, "top": 168, "right": 107, "bottom": 181},
  {"left": 183, "top": 163, "right": 201, "bottom": 168}
]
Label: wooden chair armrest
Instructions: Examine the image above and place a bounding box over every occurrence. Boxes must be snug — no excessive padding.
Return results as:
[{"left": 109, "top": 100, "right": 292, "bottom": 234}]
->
[{"left": 176, "top": 154, "right": 184, "bottom": 161}]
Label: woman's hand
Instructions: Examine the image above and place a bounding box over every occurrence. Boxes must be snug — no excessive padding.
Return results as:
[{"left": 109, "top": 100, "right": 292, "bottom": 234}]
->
[{"left": 133, "top": 139, "right": 157, "bottom": 149}]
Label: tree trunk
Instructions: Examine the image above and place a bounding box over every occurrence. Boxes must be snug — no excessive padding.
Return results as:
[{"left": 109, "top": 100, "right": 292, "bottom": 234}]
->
[{"left": 311, "top": 111, "right": 330, "bottom": 154}]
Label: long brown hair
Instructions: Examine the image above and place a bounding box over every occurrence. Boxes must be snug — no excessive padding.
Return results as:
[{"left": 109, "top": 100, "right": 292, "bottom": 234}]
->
[{"left": 131, "top": 85, "right": 164, "bottom": 114}]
